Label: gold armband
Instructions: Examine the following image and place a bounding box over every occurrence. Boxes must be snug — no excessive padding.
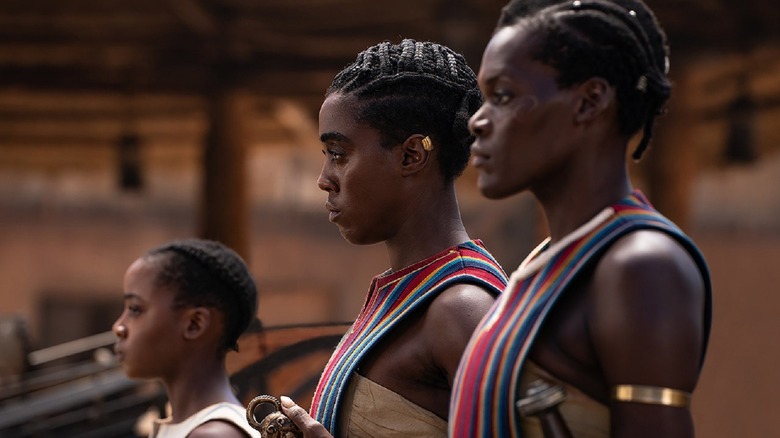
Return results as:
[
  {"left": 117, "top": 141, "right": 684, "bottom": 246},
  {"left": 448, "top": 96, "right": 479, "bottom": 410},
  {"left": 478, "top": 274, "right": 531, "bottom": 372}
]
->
[{"left": 611, "top": 385, "right": 691, "bottom": 408}]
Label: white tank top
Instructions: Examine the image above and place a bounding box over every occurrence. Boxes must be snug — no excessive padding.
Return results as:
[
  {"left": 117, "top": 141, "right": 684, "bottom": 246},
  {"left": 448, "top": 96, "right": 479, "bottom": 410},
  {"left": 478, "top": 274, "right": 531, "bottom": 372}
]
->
[{"left": 150, "top": 402, "right": 261, "bottom": 438}]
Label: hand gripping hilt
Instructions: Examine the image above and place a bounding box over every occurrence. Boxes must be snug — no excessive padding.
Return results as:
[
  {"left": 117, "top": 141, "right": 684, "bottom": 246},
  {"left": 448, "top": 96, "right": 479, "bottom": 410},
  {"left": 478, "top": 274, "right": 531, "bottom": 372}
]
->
[{"left": 246, "top": 395, "right": 302, "bottom": 438}]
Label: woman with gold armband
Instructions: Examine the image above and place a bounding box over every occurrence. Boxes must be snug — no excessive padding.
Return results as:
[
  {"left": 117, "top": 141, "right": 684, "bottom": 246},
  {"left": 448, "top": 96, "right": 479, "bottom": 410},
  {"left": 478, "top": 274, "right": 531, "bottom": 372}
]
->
[{"left": 450, "top": 0, "right": 712, "bottom": 437}]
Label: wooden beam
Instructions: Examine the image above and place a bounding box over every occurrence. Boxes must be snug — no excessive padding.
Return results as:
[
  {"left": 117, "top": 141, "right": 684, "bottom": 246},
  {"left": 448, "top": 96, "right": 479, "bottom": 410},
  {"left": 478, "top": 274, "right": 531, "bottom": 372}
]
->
[
  {"left": 0, "top": 64, "right": 337, "bottom": 95},
  {"left": 199, "top": 89, "right": 252, "bottom": 260},
  {"left": 164, "top": 0, "right": 220, "bottom": 37}
]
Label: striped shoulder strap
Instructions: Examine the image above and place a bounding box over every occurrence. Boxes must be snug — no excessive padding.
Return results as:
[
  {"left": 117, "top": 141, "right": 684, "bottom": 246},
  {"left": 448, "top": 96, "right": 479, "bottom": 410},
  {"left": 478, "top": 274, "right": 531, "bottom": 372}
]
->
[
  {"left": 311, "top": 240, "right": 507, "bottom": 434},
  {"left": 449, "top": 191, "right": 711, "bottom": 437}
]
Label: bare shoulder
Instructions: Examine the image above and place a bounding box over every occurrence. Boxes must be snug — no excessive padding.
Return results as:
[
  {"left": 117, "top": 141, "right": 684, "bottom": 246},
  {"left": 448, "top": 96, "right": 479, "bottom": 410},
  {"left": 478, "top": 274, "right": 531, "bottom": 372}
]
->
[
  {"left": 588, "top": 229, "right": 706, "bottom": 388},
  {"left": 427, "top": 282, "right": 498, "bottom": 327},
  {"left": 597, "top": 229, "right": 702, "bottom": 278},
  {"left": 591, "top": 229, "right": 705, "bottom": 313},
  {"left": 422, "top": 283, "right": 499, "bottom": 383},
  {"left": 188, "top": 419, "right": 255, "bottom": 438}
]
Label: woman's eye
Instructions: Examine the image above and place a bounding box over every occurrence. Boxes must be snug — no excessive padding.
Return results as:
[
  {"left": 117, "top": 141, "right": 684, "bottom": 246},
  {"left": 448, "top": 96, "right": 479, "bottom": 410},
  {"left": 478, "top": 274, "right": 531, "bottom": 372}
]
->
[
  {"left": 127, "top": 305, "right": 142, "bottom": 315},
  {"left": 491, "top": 90, "right": 512, "bottom": 105}
]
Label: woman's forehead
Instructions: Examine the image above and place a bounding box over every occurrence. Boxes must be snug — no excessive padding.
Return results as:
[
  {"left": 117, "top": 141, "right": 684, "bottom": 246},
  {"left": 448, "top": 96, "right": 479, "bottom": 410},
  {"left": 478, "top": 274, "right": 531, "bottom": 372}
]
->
[
  {"left": 480, "top": 24, "right": 550, "bottom": 85},
  {"left": 318, "top": 93, "right": 382, "bottom": 144},
  {"left": 485, "top": 23, "right": 536, "bottom": 64},
  {"left": 319, "top": 94, "right": 360, "bottom": 128}
]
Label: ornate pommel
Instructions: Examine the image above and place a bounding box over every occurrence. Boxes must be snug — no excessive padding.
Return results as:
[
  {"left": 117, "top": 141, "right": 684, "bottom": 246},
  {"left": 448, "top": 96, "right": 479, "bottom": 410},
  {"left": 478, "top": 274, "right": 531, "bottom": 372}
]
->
[
  {"left": 246, "top": 395, "right": 302, "bottom": 438},
  {"left": 516, "top": 379, "right": 567, "bottom": 417}
]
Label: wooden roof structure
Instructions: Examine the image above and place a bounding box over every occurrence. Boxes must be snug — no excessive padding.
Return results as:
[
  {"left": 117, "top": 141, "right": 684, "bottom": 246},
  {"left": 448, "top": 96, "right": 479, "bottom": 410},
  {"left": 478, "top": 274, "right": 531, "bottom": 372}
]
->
[
  {"left": 1, "top": 0, "right": 778, "bottom": 251},
  {"left": 0, "top": 0, "right": 501, "bottom": 105},
  {"left": 1, "top": 0, "right": 777, "bottom": 100}
]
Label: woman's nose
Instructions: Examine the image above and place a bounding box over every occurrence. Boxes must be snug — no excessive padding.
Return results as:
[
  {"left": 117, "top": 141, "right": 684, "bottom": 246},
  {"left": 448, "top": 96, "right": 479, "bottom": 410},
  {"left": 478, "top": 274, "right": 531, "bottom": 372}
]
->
[
  {"left": 468, "top": 108, "right": 491, "bottom": 138},
  {"left": 317, "top": 167, "right": 336, "bottom": 193}
]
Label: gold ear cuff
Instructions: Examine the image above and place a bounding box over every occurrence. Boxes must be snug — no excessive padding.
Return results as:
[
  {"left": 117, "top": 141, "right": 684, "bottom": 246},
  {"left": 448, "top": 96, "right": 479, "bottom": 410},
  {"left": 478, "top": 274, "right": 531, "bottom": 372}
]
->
[{"left": 422, "top": 136, "right": 433, "bottom": 151}]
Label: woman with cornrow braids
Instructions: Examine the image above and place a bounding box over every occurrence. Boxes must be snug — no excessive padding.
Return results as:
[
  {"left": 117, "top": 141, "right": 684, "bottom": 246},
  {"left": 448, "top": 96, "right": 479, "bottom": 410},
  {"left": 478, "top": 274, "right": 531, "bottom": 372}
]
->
[
  {"left": 449, "top": 1, "right": 712, "bottom": 437},
  {"left": 113, "top": 239, "right": 261, "bottom": 438},
  {"left": 279, "top": 39, "right": 508, "bottom": 438}
]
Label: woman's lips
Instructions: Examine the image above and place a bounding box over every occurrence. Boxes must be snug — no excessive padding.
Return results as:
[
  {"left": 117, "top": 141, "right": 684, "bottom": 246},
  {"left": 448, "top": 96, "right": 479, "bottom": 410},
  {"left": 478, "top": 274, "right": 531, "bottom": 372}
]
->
[
  {"left": 325, "top": 203, "right": 340, "bottom": 222},
  {"left": 471, "top": 154, "right": 488, "bottom": 168},
  {"left": 470, "top": 145, "right": 490, "bottom": 168},
  {"left": 471, "top": 140, "right": 490, "bottom": 167}
]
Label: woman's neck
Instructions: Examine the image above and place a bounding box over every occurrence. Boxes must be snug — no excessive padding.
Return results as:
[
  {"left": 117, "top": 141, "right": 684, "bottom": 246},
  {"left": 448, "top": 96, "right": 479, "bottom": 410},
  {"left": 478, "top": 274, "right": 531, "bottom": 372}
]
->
[{"left": 385, "top": 184, "right": 470, "bottom": 271}]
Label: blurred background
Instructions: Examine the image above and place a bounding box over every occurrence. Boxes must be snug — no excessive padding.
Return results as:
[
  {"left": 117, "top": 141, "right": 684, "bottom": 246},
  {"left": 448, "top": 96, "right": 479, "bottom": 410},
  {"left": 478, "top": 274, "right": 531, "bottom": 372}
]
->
[{"left": 0, "top": 0, "right": 777, "bottom": 436}]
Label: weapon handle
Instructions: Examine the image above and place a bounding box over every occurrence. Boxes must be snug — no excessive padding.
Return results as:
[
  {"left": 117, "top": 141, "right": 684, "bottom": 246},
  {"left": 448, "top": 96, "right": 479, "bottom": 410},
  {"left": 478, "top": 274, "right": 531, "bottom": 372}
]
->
[{"left": 516, "top": 379, "right": 574, "bottom": 438}]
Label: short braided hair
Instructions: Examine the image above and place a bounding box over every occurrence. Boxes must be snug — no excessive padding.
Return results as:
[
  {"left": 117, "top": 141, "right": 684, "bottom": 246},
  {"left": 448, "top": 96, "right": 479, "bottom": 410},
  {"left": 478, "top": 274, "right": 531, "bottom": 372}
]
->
[
  {"left": 147, "top": 238, "right": 257, "bottom": 353},
  {"left": 499, "top": 0, "right": 671, "bottom": 160},
  {"left": 327, "top": 39, "right": 482, "bottom": 182}
]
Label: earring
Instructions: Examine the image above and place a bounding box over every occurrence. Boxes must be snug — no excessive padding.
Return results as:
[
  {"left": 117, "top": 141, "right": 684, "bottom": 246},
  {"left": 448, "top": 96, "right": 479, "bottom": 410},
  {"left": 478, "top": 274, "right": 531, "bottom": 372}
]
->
[{"left": 422, "top": 136, "right": 433, "bottom": 151}]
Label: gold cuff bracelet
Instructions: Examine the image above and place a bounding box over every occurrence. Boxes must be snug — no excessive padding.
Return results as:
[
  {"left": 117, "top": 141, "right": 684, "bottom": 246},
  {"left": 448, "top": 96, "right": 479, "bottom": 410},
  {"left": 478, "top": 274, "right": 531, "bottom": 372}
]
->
[{"left": 611, "top": 385, "right": 691, "bottom": 408}]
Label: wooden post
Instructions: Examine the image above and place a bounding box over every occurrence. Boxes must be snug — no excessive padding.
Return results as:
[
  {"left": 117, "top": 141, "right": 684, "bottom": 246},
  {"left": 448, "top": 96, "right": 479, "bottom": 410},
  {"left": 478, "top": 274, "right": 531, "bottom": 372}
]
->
[{"left": 200, "top": 88, "right": 251, "bottom": 261}]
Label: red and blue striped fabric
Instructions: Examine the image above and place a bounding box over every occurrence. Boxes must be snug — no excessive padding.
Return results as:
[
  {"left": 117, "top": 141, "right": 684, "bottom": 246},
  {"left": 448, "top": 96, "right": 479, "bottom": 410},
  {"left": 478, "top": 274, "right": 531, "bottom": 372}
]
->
[
  {"left": 310, "top": 240, "right": 507, "bottom": 435},
  {"left": 449, "top": 191, "right": 711, "bottom": 437}
]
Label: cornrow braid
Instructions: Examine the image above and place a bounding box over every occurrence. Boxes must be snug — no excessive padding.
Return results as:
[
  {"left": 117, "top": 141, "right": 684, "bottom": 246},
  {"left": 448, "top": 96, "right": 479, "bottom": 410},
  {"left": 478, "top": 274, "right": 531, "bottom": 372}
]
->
[
  {"left": 499, "top": 0, "right": 670, "bottom": 74},
  {"left": 147, "top": 238, "right": 258, "bottom": 352},
  {"left": 327, "top": 38, "right": 482, "bottom": 182},
  {"left": 498, "top": 0, "right": 566, "bottom": 26},
  {"left": 500, "top": 0, "right": 671, "bottom": 160}
]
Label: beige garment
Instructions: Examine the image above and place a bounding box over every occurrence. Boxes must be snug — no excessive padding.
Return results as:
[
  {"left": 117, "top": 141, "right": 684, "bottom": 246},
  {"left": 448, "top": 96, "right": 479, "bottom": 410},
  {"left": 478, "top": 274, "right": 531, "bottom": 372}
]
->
[
  {"left": 338, "top": 373, "right": 448, "bottom": 438},
  {"left": 518, "top": 361, "right": 609, "bottom": 438},
  {"left": 150, "top": 402, "right": 261, "bottom": 438}
]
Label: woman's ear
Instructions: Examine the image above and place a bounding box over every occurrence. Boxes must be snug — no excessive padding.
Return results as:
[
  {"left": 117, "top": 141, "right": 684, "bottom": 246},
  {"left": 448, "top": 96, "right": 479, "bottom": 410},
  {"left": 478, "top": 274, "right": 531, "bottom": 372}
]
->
[
  {"left": 182, "top": 307, "right": 212, "bottom": 341},
  {"left": 400, "top": 134, "right": 432, "bottom": 176},
  {"left": 574, "top": 77, "right": 615, "bottom": 123}
]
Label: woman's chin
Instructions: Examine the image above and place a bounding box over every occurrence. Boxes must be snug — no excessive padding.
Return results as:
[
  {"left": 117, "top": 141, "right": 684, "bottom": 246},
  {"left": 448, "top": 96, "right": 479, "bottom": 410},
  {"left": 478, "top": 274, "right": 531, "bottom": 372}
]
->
[{"left": 477, "top": 177, "right": 506, "bottom": 200}]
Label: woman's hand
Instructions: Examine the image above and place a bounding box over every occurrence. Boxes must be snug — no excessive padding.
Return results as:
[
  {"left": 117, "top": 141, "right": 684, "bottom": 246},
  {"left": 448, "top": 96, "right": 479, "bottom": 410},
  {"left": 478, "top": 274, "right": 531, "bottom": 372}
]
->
[{"left": 280, "top": 396, "right": 333, "bottom": 438}]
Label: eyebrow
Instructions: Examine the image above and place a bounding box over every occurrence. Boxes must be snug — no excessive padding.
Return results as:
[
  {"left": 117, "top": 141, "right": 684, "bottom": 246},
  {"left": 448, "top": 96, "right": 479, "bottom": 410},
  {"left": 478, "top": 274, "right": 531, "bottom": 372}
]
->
[
  {"left": 480, "top": 70, "right": 504, "bottom": 87},
  {"left": 320, "top": 132, "right": 350, "bottom": 144}
]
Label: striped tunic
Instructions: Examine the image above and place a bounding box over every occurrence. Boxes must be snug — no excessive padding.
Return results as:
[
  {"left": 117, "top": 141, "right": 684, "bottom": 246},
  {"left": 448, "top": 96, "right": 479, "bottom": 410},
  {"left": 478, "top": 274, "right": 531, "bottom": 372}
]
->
[
  {"left": 310, "top": 240, "right": 507, "bottom": 435},
  {"left": 449, "top": 191, "right": 712, "bottom": 438}
]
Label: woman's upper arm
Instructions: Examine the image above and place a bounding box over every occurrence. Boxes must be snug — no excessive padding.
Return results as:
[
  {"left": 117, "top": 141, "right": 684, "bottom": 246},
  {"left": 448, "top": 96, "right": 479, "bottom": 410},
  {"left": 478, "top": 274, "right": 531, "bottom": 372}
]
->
[
  {"left": 588, "top": 230, "right": 706, "bottom": 437},
  {"left": 424, "top": 283, "right": 498, "bottom": 385}
]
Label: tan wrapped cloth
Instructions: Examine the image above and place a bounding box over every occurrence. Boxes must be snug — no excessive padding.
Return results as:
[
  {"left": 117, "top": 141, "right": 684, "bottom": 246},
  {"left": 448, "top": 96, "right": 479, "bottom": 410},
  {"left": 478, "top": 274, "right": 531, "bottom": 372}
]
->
[
  {"left": 337, "top": 373, "right": 447, "bottom": 438},
  {"left": 519, "top": 361, "right": 609, "bottom": 438}
]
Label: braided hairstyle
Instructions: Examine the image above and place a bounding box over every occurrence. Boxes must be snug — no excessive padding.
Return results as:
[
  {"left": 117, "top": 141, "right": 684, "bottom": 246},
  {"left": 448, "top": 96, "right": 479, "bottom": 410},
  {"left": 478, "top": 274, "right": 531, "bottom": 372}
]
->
[
  {"left": 327, "top": 39, "right": 482, "bottom": 182},
  {"left": 499, "top": 0, "right": 671, "bottom": 160},
  {"left": 498, "top": 0, "right": 569, "bottom": 23},
  {"left": 146, "top": 238, "right": 258, "bottom": 353}
]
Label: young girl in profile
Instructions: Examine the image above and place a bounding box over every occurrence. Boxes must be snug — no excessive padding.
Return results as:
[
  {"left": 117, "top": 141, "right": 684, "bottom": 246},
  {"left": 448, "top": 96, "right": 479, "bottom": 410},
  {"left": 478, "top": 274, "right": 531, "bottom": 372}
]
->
[{"left": 113, "top": 238, "right": 261, "bottom": 438}]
